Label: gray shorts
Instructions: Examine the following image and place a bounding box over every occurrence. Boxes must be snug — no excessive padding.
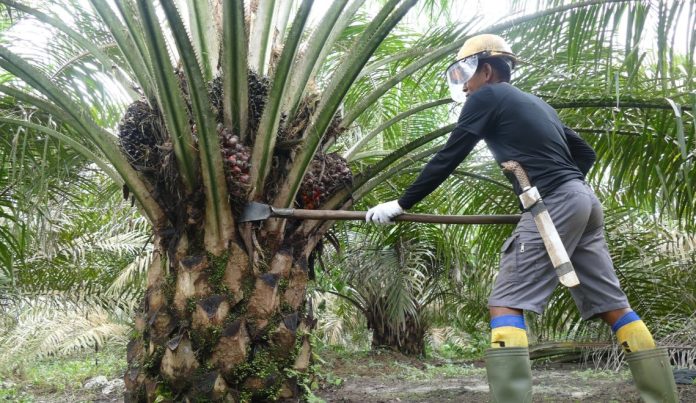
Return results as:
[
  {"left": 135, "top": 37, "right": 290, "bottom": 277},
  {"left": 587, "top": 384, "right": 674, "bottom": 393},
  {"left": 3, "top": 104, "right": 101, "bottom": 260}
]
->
[{"left": 488, "top": 179, "right": 630, "bottom": 320}]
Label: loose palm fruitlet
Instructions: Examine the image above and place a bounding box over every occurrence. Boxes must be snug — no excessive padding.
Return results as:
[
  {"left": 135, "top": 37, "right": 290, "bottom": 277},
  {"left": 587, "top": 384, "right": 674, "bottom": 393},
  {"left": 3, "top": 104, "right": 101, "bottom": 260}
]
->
[
  {"left": 218, "top": 124, "right": 251, "bottom": 200},
  {"left": 298, "top": 153, "right": 352, "bottom": 209}
]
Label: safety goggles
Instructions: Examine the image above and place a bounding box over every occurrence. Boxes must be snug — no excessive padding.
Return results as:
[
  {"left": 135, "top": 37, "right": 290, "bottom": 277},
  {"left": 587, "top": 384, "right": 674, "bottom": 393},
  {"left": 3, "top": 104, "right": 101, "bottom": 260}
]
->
[{"left": 445, "top": 55, "right": 478, "bottom": 103}]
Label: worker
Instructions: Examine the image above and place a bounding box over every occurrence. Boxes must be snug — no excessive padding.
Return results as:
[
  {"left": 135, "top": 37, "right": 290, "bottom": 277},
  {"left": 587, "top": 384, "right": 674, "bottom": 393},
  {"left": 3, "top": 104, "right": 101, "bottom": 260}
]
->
[{"left": 365, "top": 34, "right": 678, "bottom": 402}]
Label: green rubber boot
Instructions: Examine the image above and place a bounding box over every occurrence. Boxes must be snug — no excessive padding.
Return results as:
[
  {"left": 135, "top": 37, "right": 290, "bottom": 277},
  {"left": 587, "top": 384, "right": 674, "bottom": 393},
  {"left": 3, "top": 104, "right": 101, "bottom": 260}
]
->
[
  {"left": 485, "top": 347, "right": 533, "bottom": 403},
  {"left": 626, "top": 347, "right": 679, "bottom": 403}
]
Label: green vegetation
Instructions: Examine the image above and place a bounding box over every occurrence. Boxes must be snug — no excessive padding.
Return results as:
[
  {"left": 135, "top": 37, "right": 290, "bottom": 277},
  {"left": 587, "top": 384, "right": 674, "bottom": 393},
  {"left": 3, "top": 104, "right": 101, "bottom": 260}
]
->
[
  {"left": 391, "top": 362, "right": 485, "bottom": 381},
  {"left": 17, "top": 350, "right": 125, "bottom": 391},
  {"left": 0, "top": 0, "right": 693, "bottom": 400},
  {"left": 0, "top": 346, "right": 126, "bottom": 401},
  {"left": 573, "top": 369, "right": 632, "bottom": 382}
]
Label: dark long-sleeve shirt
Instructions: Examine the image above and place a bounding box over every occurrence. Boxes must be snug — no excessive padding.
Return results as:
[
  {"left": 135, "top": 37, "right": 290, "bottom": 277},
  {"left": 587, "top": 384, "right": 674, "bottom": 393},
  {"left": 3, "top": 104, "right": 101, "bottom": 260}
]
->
[
  {"left": 563, "top": 126, "right": 596, "bottom": 176},
  {"left": 398, "top": 83, "right": 596, "bottom": 210}
]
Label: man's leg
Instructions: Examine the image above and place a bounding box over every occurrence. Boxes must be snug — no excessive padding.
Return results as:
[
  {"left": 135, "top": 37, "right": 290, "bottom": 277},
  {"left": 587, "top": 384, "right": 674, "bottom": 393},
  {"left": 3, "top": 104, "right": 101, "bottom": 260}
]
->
[
  {"left": 568, "top": 188, "right": 678, "bottom": 402},
  {"left": 485, "top": 233, "right": 540, "bottom": 403},
  {"left": 486, "top": 209, "right": 561, "bottom": 402},
  {"left": 489, "top": 306, "right": 527, "bottom": 348},
  {"left": 599, "top": 308, "right": 656, "bottom": 353},
  {"left": 485, "top": 181, "right": 593, "bottom": 402},
  {"left": 485, "top": 231, "right": 542, "bottom": 403},
  {"left": 486, "top": 306, "right": 532, "bottom": 403},
  {"left": 598, "top": 308, "right": 677, "bottom": 403}
]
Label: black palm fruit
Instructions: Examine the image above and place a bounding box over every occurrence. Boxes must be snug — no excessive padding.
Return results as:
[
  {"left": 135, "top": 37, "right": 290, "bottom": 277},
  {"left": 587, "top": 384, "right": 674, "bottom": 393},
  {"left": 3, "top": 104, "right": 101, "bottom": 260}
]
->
[
  {"left": 118, "top": 100, "right": 162, "bottom": 169},
  {"left": 209, "top": 70, "right": 270, "bottom": 137}
]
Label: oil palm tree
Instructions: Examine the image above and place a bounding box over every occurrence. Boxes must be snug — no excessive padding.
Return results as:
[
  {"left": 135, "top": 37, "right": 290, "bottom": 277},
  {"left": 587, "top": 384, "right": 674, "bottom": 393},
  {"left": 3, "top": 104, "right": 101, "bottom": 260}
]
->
[
  {"left": 0, "top": 0, "right": 692, "bottom": 401},
  {"left": 316, "top": 147, "right": 519, "bottom": 355},
  {"left": 319, "top": 225, "right": 456, "bottom": 356}
]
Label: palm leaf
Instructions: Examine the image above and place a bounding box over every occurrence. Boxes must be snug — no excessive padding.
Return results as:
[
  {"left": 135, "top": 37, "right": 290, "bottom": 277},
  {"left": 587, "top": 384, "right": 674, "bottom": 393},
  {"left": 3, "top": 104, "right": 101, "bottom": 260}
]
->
[
  {"left": 160, "top": 1, "right": 235, "bottom": 253},
  {"left": 0, "top": 47, "right": 167, "bottom": 228},
  {"left": 275, "top": 0, "right": 419, "bottom": 209},
  {"left": 221, "top": 0, "right": 249, "bottom": 139},
  {"left": 250, "top": 0, "right": 314, "bottom": 200},
  {"left": 136, "top": 0, "right": 198, "bottom": 192}
]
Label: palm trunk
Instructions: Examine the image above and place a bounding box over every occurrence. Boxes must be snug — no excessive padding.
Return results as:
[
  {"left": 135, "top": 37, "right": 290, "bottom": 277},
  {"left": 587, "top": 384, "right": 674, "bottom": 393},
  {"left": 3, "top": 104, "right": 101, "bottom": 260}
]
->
[{"left": 125, "top": 235, "right": 314, "bottom": 402}]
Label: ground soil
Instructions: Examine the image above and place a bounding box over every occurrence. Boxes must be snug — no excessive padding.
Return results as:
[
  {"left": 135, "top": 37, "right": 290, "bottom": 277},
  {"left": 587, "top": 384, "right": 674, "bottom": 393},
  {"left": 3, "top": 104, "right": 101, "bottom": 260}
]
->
[
  {"left": 3, "top": 349, "right": 694, "bottom": 402},
  {"left": 314, "top": 349, "right": 696, "bottom": 402}
]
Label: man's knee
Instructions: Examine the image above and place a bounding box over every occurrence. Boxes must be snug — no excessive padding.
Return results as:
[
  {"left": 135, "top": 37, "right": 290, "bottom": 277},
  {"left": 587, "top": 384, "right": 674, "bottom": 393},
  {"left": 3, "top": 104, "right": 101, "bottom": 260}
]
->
[
  {"left": 489, "top": 306, "right": 523, "bottom": 317},
  {"left": 598, "top": 307, "right": 632, "bottom": 325}
]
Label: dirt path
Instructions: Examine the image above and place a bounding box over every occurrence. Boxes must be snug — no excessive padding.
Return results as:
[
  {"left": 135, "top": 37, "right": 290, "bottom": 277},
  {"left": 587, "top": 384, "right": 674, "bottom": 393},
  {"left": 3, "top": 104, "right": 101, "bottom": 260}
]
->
[
  {"left": 317, "top": 368, "right": 633, "bottom": 402},
  {"left": 314, "top": 350, "right": 696, "bottom": 402}
]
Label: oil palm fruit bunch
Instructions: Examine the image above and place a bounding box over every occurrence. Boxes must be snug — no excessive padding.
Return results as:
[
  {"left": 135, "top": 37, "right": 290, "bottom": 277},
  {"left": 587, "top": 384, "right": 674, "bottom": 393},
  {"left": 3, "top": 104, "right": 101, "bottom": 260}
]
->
[
  {"left": 209, "top": 71, "right": 270, "bottom": 134},
  {"left": 119, "top": 66, "right": 352, "bottom": 213},
  {"left": 219, "top": 124, "right": 251, "bottom": 200},
  {"left": 118, "top": 100, "right": 162, "bottom": 170},
  {"left": 299, "top": 153, "right": 352, "bottom": 209}
]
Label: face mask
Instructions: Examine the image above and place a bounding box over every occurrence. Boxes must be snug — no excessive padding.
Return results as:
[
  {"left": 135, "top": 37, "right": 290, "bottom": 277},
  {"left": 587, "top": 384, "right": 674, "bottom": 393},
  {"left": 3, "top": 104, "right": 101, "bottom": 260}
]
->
[{"left": 445, "top": 55, "right": 478, "bottom": 103}]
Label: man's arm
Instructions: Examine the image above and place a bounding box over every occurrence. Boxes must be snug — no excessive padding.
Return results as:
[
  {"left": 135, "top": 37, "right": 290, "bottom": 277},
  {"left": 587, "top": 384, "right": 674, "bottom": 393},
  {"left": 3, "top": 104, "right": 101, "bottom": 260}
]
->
[
  {"left": 398, "top": 127, "right": 481, "bottom": 209},
  {"left": 367, "top": 87, "right": 495, "bottom": 223},
  {"left": 563, "top": 127, "right": 596, "bottom": 176}
]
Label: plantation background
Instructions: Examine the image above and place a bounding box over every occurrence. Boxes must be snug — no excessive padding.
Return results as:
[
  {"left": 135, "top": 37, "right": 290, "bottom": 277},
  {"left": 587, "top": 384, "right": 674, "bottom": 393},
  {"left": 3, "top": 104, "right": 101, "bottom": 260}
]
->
[{"left": 0, "top": 0, "right": 694, "bottom": 401}]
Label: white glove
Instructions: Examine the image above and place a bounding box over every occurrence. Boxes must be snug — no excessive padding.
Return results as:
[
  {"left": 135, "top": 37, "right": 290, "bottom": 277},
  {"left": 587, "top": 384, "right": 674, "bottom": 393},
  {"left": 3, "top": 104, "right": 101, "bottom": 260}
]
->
[{"left": 365, "top": 200, "right": 404, "bottom": 224}]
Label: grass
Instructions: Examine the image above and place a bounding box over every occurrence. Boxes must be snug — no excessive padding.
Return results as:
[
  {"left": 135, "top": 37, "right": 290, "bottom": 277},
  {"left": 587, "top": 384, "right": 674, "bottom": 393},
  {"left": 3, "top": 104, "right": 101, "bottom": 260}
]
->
[
  {"left": 0, "top": 345, "right": 126, "bottom": 401},
  {"left": 0, "top": 386, "right": 32, "bottom": 403},
  {"left": 572, "top": 368, "right": 632, "bottom": 381},
  {"left": 313, "top": 343, "right": 486, "bottom": 385},
  {"left": 392, "top": 361, "right": 485, "bottom": 381}
]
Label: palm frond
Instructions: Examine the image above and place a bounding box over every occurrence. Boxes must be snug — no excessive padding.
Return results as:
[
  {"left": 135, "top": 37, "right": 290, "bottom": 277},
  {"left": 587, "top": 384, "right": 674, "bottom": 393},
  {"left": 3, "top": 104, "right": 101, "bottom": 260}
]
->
[
  {"left": 0, "top": 296, "right": 131, "bottom": 367},
  {"left": 160, "top": 1, "right": 235, "bottom": 253},
  {"left": 250, "top": 0, "right": 314, "bottom": 200},
  {"left": 136, "top": 0, "right": 198, "bottom": 192},
  {"left": 221, "top": 0, "right": 249, "bottom": 139}
]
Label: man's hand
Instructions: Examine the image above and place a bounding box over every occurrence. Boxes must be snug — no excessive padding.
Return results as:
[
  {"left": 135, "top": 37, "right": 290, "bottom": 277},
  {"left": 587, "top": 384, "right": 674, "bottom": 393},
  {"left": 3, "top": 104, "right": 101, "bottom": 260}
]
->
[{"left": 365, "top": 200, "right": 404, "bottom": 224}]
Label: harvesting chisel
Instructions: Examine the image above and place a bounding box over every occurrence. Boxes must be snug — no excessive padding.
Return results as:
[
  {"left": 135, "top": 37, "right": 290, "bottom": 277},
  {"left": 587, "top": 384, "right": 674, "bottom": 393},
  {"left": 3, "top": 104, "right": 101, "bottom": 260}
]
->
[{"left": 501, "top": 161, "right": 580, "bottom": 288}]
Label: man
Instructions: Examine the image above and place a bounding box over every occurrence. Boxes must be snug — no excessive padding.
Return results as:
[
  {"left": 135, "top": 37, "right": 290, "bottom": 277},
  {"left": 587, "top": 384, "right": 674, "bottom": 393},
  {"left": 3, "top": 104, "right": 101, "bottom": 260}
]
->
[{"left": 366, "top": 34, "right": 678, "bottom": 402}]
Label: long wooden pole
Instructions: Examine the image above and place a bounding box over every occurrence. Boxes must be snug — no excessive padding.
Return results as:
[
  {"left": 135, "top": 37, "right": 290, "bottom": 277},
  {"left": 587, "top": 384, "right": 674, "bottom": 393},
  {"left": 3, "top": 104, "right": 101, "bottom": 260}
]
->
[{"left": 269, "top": 207, "right": 520, "bottom": 224}]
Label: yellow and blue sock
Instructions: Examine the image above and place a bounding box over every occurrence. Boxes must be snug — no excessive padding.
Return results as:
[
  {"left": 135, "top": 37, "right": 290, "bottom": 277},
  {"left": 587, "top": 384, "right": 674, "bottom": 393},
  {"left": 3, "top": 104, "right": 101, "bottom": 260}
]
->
[
  {"left": 490, "top": 314, "right": 528, "bottom": 348},
  {"left": 612, "top": 311, "right": 655, "bottom": 353}
]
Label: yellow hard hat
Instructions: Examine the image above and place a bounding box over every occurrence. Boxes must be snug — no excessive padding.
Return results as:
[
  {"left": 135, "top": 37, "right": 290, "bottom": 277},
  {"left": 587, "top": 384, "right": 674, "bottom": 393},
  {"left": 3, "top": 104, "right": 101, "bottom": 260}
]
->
[{"left": 456, "top": 34, "right": 517, "bottom": 68}]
